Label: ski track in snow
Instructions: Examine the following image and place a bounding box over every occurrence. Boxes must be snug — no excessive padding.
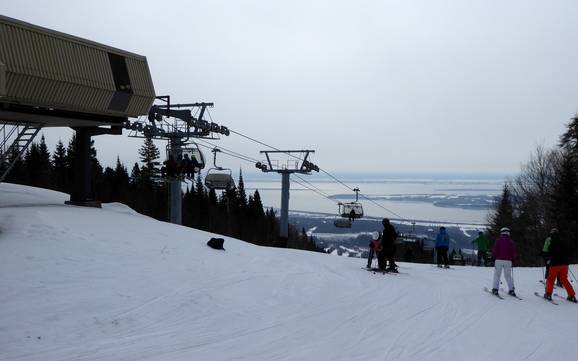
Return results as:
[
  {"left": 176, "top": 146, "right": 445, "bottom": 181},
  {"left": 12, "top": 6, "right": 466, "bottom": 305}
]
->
[{"left": 1, "top": 183, "right": 578, "bottom": 361}]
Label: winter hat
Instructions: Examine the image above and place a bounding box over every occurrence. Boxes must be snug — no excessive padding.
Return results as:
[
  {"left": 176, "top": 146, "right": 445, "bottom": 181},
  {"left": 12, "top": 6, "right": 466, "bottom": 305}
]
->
[
  {"left": 382, "top": 218, "right": 390, "bottom": 226},
  {"left": 500, "top": 227, "right": 510, "bottom": 235},
  {"left": 372, "top": 231, "right": 380, "bottom": 240}
]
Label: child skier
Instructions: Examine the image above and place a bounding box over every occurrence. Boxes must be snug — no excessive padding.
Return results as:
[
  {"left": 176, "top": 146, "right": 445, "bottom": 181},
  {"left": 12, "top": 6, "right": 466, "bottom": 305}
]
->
[
  {"left": 543, "top": 228, "right": 577, "bottom": 302},
  {"left": 491, "top": 227, "right": 516, "bottom": 297},
  {"left": 366, "top": 231, "right": 381, "bottom": 269}
]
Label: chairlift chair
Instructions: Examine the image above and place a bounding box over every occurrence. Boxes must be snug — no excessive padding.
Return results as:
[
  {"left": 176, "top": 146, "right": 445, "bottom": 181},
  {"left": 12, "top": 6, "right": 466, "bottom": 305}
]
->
[
  {"left": 181, "top": 143, "right": 206, "bottom": 171},
  {"left": 340, "top": 202, "right": 364, "bottom": 219},
  {"left": 165, "top": 143, "right": 206, "bottom": 171},
  {"left": 162, "top": 143, "right": 206, "bottom": 180},
  {"left": 204, "top": 148, "right": 235, "bottom": 190},
  {"left": 333, "top": 217, "right": 352, "bottom": 228},
  {"left": 339, "top": 188, "right": 364, "bottom": 219}
]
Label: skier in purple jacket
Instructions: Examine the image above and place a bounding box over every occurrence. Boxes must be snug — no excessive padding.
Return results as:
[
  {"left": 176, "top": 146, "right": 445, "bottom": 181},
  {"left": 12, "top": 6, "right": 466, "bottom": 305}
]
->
[{"left": 491, "top": 227, "right": 517, "bottom": 297}]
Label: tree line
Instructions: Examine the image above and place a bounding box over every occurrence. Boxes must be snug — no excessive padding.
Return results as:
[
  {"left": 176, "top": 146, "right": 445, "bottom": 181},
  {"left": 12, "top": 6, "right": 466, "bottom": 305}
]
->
[
  {"left": 489, "top": 117, "right": 578, "bottom": 266},
  {"left": 2, "top": 135, "right": 323, "bottom": 252}
]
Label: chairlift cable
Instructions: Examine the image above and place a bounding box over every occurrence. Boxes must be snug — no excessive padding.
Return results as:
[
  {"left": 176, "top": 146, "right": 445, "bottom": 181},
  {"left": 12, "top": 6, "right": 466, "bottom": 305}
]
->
[
  {"left": 195, "top": 139, "right": 260, "bottom": 164},
  {"left": 201, "top": 120, "right": 407, "bottom": 220},
  {"left": 227, "top": 127, "right": 407, "bottom": 220},
  {"left": 195, "top": 138, "right": 260, "bottom": 163},
  {"left": 292, "top": 177, "right": 340, "bottom": 204},
  {"left": 195, "top": 136, "right": 340, "bottom": 207},
  {"left": 293, "top": 174, "right": 338, "bottom": 203}
]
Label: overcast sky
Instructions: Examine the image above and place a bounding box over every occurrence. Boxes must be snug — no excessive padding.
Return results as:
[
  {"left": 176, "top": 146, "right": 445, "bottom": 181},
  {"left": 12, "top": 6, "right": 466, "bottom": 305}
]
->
[{"left": 2, "top": 0, "right": 578, "bottom": 175}]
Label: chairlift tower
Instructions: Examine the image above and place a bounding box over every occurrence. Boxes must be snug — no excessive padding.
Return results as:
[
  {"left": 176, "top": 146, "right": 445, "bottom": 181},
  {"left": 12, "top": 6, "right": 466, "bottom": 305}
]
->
[
  {"left": 125, "top": 95, "right": 230, "bottom": 225},
  {"left": 257, "top": 150, "right": 319, "bottom": 247}
]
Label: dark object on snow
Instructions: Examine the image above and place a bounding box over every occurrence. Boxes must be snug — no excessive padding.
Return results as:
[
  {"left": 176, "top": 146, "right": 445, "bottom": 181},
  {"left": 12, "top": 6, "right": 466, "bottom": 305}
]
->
[{"left": 207, "top": 238, "right": 225, "bottom": 250}]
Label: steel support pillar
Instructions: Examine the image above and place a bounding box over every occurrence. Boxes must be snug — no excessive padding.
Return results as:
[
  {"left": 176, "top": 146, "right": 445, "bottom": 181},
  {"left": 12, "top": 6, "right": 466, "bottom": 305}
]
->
[
  {"left": 67, "top": 127, "right": 100, "bottom": 207},
  {"left": 168, "top": 138, "right": 182, "bottom": 224},
  {"left": 279, "top": 171, "right": 290, "bottom": 246}
]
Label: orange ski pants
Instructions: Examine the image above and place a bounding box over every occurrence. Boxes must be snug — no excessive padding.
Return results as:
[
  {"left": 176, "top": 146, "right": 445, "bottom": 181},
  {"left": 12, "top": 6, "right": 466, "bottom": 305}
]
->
[{"left": 545, "top": 265, "right": 575, "bottom": 297}]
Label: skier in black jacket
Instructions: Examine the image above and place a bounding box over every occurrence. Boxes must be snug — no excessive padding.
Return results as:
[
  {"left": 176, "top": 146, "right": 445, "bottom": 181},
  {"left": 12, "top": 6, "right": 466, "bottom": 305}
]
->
[
  {"left": 543, "top": 229, "right": 576, "bottom": 302},
  {"left": 379, "top": 218, "right": 398, "bottom": 272}
]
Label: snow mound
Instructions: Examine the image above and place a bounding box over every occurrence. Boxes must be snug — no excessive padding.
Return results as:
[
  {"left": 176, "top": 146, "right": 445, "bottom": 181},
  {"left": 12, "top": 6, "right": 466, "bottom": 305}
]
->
[{"left": 1, "top": 184, "right": 577, "bottom": 361}]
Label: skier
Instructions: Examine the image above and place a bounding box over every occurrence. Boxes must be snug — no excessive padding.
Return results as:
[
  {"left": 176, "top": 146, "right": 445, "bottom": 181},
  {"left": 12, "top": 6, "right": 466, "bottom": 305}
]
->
[
  {"left": 163, "top": 155, "right": 177, "bottom": 178},
  {"left": 348, "top": 209, "right": 357, "bottom": 222},
  {"left": 182, "top": 153, "right": 194, "bottom": 178},
  {"left": 435, "top": 227, "right": 450, "bottom": 268},
  {"left": 541, "top": 229, "right": 562, "bottom": 287},
  {"left": 366, "top": 231, "right": 381, "bottom": 269},
  {"left": 491, "top": 227, "right": 516, "bottom": 297},
  {"left": 543, "top": 228, "right": 577, "bottom": 302},
  {"left": 175, "top": 153, "right": 184, "bottom": 176},
  {"left": 472, "top": 231, "right": 490, "bottom": 266},
  {"left": 379, "top": 218, "right": 398, "bottom": 272}
]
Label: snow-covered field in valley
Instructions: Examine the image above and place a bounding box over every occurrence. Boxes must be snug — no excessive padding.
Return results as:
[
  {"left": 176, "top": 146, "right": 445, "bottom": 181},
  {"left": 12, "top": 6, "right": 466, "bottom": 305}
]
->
[{"left": 1, "top": 183, "right": 577, "bottom": 361}]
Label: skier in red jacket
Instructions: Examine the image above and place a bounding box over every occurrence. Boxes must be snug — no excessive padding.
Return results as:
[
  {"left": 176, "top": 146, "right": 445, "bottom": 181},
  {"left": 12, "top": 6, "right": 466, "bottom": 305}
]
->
[{"left": 366, "top": 231, "right": 381, "bottom": 269}]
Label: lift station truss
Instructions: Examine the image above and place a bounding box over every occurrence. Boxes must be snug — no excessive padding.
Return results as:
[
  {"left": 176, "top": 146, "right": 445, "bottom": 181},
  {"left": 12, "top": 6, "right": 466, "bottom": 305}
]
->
[
  {"left": 124, "top": 95, "right": 231, "bottom": 225},
  {"left": 124, "top": 95, "right": 229, "bottom": 141},
  {"left": 258, "top": 150, "right": 319, "bottom": 247}
]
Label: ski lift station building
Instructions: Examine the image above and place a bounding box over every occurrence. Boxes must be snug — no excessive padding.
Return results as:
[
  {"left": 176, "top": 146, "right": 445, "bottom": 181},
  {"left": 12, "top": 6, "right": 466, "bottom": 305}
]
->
[
  {"left": 0, "top": 15, "right": 155, "bottom": 205},
  {"left": 0, "top": 15, "right": 156, "bottom": 127}
]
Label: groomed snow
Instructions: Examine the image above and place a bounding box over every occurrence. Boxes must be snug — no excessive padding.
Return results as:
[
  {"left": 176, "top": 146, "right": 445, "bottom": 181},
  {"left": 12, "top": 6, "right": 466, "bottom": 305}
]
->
[{"left": 1, "top": 183, "right": 577, "bottom": 361}]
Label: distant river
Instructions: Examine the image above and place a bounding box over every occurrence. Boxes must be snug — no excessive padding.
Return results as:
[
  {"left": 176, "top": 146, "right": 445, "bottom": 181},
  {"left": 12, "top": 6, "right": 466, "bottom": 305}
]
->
[{"left": 243, "top": 175, "right": 507, "bottom": 225}]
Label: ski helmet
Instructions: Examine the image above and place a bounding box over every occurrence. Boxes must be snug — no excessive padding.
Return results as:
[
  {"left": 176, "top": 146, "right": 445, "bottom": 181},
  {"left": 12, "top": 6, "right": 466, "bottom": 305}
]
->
[
  {"left": 550, "top": 228, "right": 559, "bottom": 234},
  {"left": 500, "top": 227, "right": 510, "bottom": 235},
  {"left": 372, "top": 231, "right": 379, "bottom": 240}
]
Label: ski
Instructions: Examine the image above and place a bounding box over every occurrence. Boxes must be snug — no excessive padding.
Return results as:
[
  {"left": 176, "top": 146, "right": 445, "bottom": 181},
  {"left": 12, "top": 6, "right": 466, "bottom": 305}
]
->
[
  {"left": 553, "top": 293, "right": 578, "bottom": 303},
  {"left": 361, "top": 267, "right": 405, "bottom": 275},
  {"left": 499, "top": 288, "right": 523, "bottom": 300},
  {"left": 534, "top": 292, "right": 558, "bottom": 305},
  {"left": 432, "top": 265, "right": 454, "bottom": 270},
  {"left": 484, "top": 287, "right": 504, "bottom": 299}
]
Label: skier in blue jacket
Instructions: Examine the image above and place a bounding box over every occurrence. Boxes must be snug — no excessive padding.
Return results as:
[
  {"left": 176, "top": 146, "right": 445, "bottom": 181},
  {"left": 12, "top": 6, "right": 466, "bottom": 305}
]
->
[{"left": 435, "top": 227, "right": 450, "bottom": 268}]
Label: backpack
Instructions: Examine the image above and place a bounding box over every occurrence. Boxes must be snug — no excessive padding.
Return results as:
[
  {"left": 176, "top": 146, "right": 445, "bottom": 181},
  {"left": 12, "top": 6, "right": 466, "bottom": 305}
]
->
[{"left": 207, "top": 237, "right": 225, "bottom": 250}]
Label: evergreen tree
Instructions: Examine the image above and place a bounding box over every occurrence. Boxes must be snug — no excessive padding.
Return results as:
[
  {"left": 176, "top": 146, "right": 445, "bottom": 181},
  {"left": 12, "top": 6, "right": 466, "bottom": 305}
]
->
[
  {"left": 52, "top": 140, "right": 68, "bottom": 191},
  {"left": 489, "top": 184, "right": 514, "bottom": 236},
  {"left": 237, "top": 168, "right": 247, "bottom": 209},
  {"left": 37, "top": 135, "right": 53, "bottom": 188},
  {"left": 130, "top": 163, "right": 141, "bottom": 186},
  {"left": 251, "top": 190, "right": 265, "bottom": 217},
  {"left": 24, "top": 143, "right": 39, "bottom": 186},
  {"left": 138, "top": 137, "right": 160, "bottom": 178},
  {"left": 560, "top": 115, "right": 578, "bottom": 155},
  {"left": 549, "top": 150, "right": 578, "bottom": 260},
  {"left": 4, "top": 146, "right": 27, "bottom": 184}
]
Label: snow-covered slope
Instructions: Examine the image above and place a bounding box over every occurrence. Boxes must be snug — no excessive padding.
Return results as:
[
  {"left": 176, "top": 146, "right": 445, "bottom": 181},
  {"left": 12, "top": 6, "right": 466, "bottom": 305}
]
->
[{"left": 1, "top": 183, "right": 577, "bottom": 361}]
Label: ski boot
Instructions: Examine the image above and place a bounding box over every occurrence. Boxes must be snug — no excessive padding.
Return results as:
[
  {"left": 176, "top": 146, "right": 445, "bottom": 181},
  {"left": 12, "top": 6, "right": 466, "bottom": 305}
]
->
[
  {"left": 544, "top": 293, "right": 552, "bottom": 301},
  {"left": 508, "top": 290, "right": 517, "bottom": 297},
  {"left": 437, "top": 264, "right": 443, "bottom": 268},
  {"left": 387, "top": 267, "right": 399, "bottom": 273},
  {"left": 444, "top": 265, "right": 450, "bottom": 269},
  {"left": 492, "top": 288, "right": 499, "bottom": 295},
  {"left": 567, "top": 295, "right": 577, "bottom": 303}
]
